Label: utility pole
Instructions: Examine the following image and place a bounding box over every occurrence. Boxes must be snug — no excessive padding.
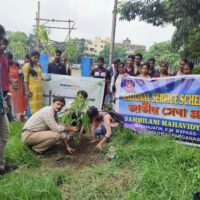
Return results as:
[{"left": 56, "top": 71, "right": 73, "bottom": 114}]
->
[
  {"left": 109, "top": 0, "right": 118, "bottom": 65},
  {"left": 36, "top": 1, "right": 40, "bottom": 49}
]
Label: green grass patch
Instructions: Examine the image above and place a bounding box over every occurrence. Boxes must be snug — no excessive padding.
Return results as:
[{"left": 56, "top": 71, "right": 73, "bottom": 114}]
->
[
  {"left": 0, "top": 169, "right": 63, "bottom": 199},
  {"left": 5, "top": 122, "right": 40, "bottom": 167},
  {"left": 1, "top": 123, "right": 200, "bottom": 199},
  {"left": 111, "top": 128, "right": 200, "bottom": 200}
]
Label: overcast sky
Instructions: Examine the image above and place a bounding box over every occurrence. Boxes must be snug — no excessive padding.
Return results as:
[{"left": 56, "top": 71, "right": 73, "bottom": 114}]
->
[{"left": 0, "top": 0, "right": 175, "bottom": 48}]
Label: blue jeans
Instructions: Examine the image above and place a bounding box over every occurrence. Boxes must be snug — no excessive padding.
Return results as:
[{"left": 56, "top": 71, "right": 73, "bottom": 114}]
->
[{"left": 95, "top": 123, "right": 106, "bottom": 137}]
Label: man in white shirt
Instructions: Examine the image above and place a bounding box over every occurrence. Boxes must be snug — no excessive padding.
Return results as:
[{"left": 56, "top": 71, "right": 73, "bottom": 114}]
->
[{"left": 21, "top": 96, "right": 77, "bottom": 154}]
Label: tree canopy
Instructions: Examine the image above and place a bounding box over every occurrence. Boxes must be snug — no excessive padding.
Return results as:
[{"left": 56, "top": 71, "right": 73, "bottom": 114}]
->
[
  {"left": 99, "top": 43, "right": 127, "bottom": 63},
  {"left": 143, "top": 41, "right": 180, "bottom": 70},
  {"left": 118, "top": 0, "right": 200, "bottom": 48},
  {"left": 181, "top": 28, "right": 200, "bottom": 60}
]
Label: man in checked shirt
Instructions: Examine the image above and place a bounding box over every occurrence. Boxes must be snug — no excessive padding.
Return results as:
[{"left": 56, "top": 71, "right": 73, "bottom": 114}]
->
[{"left": 21, "top": 96, "right": 77, "bottom": 154}]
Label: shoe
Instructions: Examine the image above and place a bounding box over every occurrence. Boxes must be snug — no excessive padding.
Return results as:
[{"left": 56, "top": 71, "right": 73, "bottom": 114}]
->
[{"left": 0, "top": 164, "right": 17, "bottom": 175}]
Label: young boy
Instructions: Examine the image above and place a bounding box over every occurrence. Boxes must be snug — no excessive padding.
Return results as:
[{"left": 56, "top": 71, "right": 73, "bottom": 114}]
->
[
  {"left": 66, "top": 90, "right": 88, "bottom": 109},
  {"left": 90, "top": 57, "right": 111, "bottom": 106},
  {"left": 125, "top": 55, "right": 135, "bottom": 76},
  {"left": 134, "top": 53, "right": 143, "bottom": 75}
]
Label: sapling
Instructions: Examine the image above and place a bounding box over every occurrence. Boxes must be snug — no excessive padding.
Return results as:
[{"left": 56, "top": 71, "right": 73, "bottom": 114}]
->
[{"left": 60, "top": 95, "right": 90, "bottom": 144}]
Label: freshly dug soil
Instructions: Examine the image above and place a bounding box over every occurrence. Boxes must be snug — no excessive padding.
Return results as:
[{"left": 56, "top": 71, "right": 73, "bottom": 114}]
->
[{"left": 39, "top": 136, "right": 107, "bottom": 169}]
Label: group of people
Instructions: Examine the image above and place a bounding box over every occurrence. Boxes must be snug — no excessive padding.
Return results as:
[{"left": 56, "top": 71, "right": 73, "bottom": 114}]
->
[
  {"left": 0, "top": 24, "right": 73, "bottom": 175},
  {"left": 21, "top": 94, "right": 121, "bottom": 156},
  {"left": 0, "top": 22, "right": 196, "bottom": 176},
  {"left": 20, "top": 53, "right": 195, "bottom": 157},
  {"left": 90, "top": 55, "right": 195, "bottom": 111},
  {"left": 0, "top": 43, "right": 72, "bottom": 122}
]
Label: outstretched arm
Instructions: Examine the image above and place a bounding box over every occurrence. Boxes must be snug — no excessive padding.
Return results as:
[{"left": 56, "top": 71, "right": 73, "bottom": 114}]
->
[
  {"left": 96, "top": 114, "right": 112, "bottom": 150},
  {"left": 61, "top": 136, "right": 75, "bottom": 154}
]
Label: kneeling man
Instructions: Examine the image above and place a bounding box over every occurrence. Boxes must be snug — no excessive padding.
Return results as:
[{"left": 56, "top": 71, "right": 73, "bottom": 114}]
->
[{"left": 21, "top": 96, "right": 77, "bottom": 154}]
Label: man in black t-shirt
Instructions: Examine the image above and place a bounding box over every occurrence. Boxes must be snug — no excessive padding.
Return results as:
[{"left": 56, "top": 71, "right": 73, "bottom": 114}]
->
[
  {"left": 48, "top": 49, "right": 67, "bottom": 75},
  {"left": 90, "top": 57, "right": 111, "bottom": 106}
]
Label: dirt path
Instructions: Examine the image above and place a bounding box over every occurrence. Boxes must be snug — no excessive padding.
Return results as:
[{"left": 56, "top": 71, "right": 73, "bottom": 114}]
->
[{"left": 39, "top": 136, "right": 107, "bottom": 170}]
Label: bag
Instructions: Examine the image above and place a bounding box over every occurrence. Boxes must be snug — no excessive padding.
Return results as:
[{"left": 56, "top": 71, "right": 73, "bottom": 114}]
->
[{"left": 102, "top": 109, "right": 124, "bottom": 125}]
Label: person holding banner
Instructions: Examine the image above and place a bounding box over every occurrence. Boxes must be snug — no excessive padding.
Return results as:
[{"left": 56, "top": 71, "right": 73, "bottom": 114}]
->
[
  {"left": 139, "top": 63, "right": 151, "bottom": 79},
  {"left": 147, "top": 58, "right": 159, "bottom": 78},
  {"left": 111, "top": 62, "right": 128, "bottom": 112},
  {"left": 107, "top": 58, "right": 121, "bottom": 76},
  {"left": 175, "top": 59, "right": 188, "bottom": 76},
  {"left": 158, "top": 61, "right": 170, "bottom": 77},
  {"left": 182, "top": 62, "right": 194, "bottom": 75},
  {"left": 21, "top": 96, "right": 77, "bottom": 154},
  {"left": 23, "top": 51, "right": 43, "bottom": 115}
]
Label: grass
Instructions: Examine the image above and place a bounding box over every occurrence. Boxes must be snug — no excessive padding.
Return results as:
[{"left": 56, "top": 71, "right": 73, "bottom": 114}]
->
[
  {"left": 59, "top": 162, "right": 135, "bottom": 200},
  {"left": 111, "top": 128, "right": 200, "bottom": 200},
  {"left": 0, "top": 123, "right": 199, "bottom": 199},
  {"left": 5, "top": 122, "right": 40, "bottom": 167},
  {"left": 0, "top": 170, "right": 62, "bottom": 200}
]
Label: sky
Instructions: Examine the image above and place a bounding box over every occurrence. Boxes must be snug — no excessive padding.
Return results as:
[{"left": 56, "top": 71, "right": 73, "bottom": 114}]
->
[{"left": 0, "top": 0, "right": 175, "bottom": 48}]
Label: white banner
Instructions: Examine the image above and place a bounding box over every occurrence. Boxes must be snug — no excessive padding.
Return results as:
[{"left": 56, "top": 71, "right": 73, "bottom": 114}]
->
[{"left": 43, "top": 74, "right": 105, "bottom": 110}]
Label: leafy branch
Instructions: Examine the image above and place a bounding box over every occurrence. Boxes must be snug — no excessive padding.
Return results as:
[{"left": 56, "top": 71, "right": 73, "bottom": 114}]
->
[{"left": 60, "top": 97, "right": 90, "bottom": 134}]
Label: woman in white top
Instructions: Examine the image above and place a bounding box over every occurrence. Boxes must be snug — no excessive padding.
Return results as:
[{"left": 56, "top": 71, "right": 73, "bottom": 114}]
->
[{"left": 111, "top": 62, "right": 128, "bottom": 112}]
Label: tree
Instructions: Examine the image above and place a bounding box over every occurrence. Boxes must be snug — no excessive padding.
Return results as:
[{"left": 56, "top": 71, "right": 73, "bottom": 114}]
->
[
  {"left": 7, "top": 31, "right": 29, "bottom": 60},
  {"left": 181, "top": 28, "right": 200, "bottom": 60},
  {"left": 34, "top": 25, "right": 55, "bottom": 55},
  {"left": 99, "top": 43, "right": 127, "bottom": 63},
  {"left": 143, "top": 41, "right": 181, "bottom": 70},
  {"left": 7, "top": 31, "right": 28, "bottom": 44},
  {"left": 117, "top": 0, "right": 200, "bottom": 48},
  {"left": 62, "top": 38, "right": 87, "bottom": 64}
]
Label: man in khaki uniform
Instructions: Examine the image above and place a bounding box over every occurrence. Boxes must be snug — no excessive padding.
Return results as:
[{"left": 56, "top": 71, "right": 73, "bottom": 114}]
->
[{"left": 21, "top": 96, "right": 77, "bottom": 154}]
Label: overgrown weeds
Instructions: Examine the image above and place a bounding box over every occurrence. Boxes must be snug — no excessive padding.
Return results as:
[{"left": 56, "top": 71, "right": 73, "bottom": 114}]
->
[{"left": 111, "top": 128, "right": 200, "bottom": 200}]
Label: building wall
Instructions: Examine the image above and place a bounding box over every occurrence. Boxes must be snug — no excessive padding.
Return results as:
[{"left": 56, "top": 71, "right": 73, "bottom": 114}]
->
[
  {"left": 116, "top": 38, "right": 146, "bottom": 52},
  {"left": 85, "top": 37, "right": 110, "bottom": 55},
  {"left": 85, "top": 37, "right": 146, "bottom": 55}
]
